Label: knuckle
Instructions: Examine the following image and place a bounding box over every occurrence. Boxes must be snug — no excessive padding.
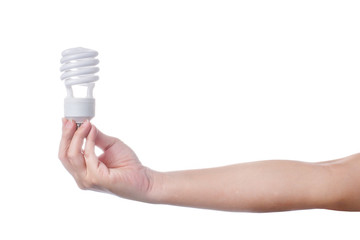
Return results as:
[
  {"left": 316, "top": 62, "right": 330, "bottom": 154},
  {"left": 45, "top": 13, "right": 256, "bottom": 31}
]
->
[{"left": 77, "top": 182, "right": 86, "bottom": 190}]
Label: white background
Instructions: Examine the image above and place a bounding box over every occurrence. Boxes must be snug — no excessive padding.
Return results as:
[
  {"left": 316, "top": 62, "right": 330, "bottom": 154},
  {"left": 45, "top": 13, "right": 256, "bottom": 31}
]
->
[{"left": 0, "top": 0, "right": 359, "bottom": 239}]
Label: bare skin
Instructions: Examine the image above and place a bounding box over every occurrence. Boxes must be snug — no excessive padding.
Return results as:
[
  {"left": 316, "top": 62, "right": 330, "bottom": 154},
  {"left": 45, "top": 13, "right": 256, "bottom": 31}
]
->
[{"left": 58, "top": 119, "right": 360, "bottom": 212}]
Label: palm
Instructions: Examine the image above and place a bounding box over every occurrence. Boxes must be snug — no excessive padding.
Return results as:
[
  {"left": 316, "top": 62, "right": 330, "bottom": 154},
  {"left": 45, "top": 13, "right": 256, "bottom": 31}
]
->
[{"left": 96, "top": 138, "right": 151, "bottom": 199}]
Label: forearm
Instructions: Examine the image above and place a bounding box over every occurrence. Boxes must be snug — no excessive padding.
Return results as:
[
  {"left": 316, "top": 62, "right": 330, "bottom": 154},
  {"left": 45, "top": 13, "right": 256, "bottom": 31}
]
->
[
  {"left": 150, "top": 159, "right": 343, "bottom": 212},
  {"left": 60, "top": 121, "right": 360, "bottom": 211}
]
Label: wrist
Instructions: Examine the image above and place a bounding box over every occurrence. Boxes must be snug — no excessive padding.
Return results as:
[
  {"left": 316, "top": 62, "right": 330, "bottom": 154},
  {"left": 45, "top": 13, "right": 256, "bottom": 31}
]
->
[{"left": 145, "top": 168, "right": 167, "bottom": 204}]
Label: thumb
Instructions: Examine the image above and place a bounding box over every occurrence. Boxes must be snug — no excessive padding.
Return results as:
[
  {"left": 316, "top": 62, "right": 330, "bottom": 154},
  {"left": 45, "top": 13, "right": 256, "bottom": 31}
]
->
[{"left": 95, "top": 128, "right": 118, "bottom": 151}]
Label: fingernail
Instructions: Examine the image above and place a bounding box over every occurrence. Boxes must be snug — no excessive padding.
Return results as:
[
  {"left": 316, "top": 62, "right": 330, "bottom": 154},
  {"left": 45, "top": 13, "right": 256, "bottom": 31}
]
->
[{"left": 66, "top": 119, "right": 73, "bottom": 129}]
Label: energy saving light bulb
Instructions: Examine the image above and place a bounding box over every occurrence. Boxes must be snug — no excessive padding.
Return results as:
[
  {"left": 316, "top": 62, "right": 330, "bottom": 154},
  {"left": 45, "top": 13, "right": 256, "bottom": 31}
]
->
[{"left": 60, "top": 47, "right": 99, "bottom": 127}]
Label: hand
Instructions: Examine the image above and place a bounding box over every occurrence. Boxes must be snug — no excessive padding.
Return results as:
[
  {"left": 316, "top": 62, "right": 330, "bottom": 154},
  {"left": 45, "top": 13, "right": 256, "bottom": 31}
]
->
[{"left": 58, "top": 118, "right": 156, "bottom": 202}]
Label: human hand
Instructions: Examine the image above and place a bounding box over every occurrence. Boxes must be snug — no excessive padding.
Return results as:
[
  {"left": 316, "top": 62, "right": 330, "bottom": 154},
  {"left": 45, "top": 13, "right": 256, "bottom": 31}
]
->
[{"left": 58, "top": 119, "right": 156, "bottom": 202}]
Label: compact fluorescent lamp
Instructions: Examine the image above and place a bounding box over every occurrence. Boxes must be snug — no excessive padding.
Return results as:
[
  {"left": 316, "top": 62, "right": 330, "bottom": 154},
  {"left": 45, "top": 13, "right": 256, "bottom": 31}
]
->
[{"left": 60, "top": 47, "right": 99, "bottom": 128}]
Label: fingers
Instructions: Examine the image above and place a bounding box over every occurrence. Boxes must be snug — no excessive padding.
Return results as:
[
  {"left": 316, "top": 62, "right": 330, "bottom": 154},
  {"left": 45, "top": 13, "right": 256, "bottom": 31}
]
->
[
  {"left": 85, "top": 125, "right": 111, "bottom": 175},
  {"left": 84, "top": 125, "right": 99, "bottom": 171},
  {"left": 58, "top": 118, "right": 76, "bottom": 169},
  {"left": 58, "top": 119, "right": 110, "bottom": 190},
  {"left": 66, "top": 120, "right": 92, "bottom": 172}
]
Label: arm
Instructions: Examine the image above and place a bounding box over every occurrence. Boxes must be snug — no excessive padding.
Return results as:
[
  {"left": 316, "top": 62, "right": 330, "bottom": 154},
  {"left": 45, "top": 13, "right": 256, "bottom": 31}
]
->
[
  {"left": 58, "top": 119, "right": 360, "bottom": 212},
  {"left": 152, "top": 157, "right": 360, "bottom": 212}
]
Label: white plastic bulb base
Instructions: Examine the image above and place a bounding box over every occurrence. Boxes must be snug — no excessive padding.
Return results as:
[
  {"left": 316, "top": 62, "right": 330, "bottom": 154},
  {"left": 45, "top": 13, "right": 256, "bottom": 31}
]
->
[{"left": 64, "top": 97, "right": 95, "bottom": 124}]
